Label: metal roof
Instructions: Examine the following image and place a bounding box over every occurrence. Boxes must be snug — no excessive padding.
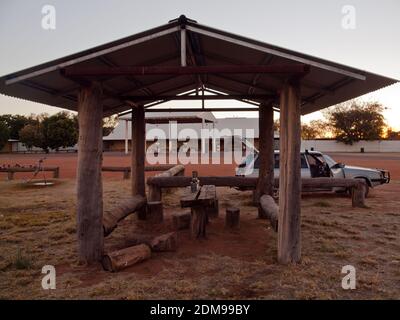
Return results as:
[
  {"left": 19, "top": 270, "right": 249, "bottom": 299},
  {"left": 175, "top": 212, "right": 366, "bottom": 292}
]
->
[
  {"left": 0, "top": 15, "right": 397, "bottom": 116},
  {"left": 119, "top": 111, "right": 216, "bottom": 124}
]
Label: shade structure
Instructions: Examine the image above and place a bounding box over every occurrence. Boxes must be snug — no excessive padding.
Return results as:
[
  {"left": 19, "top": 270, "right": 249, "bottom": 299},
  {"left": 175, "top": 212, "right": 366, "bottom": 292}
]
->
[
  {"left": 1, "top": 15, "right": 397, "bottom": 265},
  {"left": 0, "top": 15, "right": 397, "bottom": 116}
]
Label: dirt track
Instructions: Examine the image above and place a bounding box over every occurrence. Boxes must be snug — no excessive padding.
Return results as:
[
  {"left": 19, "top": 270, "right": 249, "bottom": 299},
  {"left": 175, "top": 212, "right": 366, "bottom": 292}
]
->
[{"left": 0, "top": 152, "right": 399, "bottom": 180}]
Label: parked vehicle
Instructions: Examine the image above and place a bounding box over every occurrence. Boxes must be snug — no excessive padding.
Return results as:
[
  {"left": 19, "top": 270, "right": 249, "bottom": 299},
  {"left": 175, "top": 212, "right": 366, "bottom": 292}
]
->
[{"left": 235, "top": 150, "right": 390, "bottom": 196}]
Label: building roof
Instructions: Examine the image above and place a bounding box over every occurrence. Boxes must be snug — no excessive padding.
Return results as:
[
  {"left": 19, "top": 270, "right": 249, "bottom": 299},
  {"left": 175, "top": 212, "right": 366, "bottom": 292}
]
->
[
  {"left": 104, "top": 116, "right": 277, "bottom": 140},
  {"left": 0, "top": 15, "right": 397, "bottom": 116},
  {"left": 120, "top": 111, "right": 216, "bottom": 124}
]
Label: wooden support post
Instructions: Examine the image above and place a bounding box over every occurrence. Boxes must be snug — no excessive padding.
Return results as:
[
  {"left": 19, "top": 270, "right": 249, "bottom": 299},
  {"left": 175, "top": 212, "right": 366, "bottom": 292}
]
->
[
  {"left": 191, "top": 207, "right": 207, "bottom": 239},
  {"left": 225, "top": 207, "right": 240, "bottom": 229},
  {"left": 148, "top": 184, "right": 162, "bottom": 202},
  {"left": 206, "top": 199, "right": 219, "bottom": 219},
  {"left": 351, "top": 182, "right": 366, "bottom": 208},
  {"left": 254, "top": 103, "right": 275, "bottom": 203},
  {"left": 76, "top": 82, "right": 104, "bottom": 264},
  {"left": 131, "top": 106, "right": 146, "bottom": 219},
  {"left": 53, "top": 167, "right": 60, "bottom": 178},
  {"left": 278, "top": 82, "right": 302, "bottom": 264},
  {"left": 146, "top": 201, "right": 164, "bottom": 223},
  {"left": 122, "top": 168, "right": 130, "bottom": 180}
]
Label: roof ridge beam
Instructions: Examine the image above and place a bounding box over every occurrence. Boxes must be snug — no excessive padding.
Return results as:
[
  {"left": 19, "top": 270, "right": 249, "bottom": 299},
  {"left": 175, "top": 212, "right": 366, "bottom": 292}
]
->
[{"left": 61, "top": 64, "right": 310, "bottom": 77}]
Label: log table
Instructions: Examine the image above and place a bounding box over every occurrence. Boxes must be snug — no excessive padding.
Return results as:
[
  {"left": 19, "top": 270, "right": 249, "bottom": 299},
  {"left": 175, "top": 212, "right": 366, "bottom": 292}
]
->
[{"left": 180, "top": 185, "right": 216, "bottom": 239}]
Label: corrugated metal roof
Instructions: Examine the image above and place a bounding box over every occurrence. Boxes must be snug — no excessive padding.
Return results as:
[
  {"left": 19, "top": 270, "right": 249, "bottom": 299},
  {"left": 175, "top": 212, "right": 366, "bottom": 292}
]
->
[
  {"left": 120, "top": 111, "right": 216, "bottom": 123},
  {"left": 0, "top": 15, "right": 397, "bottom": 115}
]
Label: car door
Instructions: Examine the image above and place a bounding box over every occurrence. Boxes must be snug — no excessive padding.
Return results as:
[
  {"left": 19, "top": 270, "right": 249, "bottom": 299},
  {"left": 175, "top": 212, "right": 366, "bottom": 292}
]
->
[
  {"left": 272, "top": 153, "right": 311, "bottom": 179},
  {"left": 300, "top": 153, "right": 311, "bottom": 178}
]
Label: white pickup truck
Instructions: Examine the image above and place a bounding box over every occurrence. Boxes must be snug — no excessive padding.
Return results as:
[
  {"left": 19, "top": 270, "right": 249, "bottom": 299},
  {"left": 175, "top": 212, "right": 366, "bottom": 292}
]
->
[{"left": 235, "top": 150, "right": 390, "bottom": 196}]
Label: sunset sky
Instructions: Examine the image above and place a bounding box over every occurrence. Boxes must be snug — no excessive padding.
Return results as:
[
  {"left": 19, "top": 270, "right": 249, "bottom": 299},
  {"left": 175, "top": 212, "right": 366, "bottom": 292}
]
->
[{"left": 0, "top": 0, "right": 399, "bottom": 130}]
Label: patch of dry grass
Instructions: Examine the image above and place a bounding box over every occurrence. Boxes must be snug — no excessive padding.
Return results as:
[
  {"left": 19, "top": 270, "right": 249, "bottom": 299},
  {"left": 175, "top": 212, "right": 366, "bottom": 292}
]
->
[{"left": 0, "top": 179, "right": 399, "bottom": 299}]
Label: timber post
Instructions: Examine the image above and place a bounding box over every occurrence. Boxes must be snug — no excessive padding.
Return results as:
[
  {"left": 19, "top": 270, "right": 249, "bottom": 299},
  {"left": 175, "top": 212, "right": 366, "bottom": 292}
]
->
[
  {"left": 131, "top": 106, "right": 146, "bottom": 219},
  {"left": 277, "top": 81, "right": 302, "bottom": 264},
  {"left": 254, "top": 102, "right": 275, "bottom": 203},
  {"left": 76, "top": 82, "right": 104, "bottom": 264}
]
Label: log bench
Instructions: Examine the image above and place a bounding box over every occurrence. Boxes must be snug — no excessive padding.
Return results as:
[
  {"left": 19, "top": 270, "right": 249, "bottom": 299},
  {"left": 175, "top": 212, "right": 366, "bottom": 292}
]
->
[
  {"left": 147, "top": 176, "right": 367, "bottom": 208},
  {"left": 0, "top": 166, "right": 60, "bottom": 180},
  {"left": 180, "top": 185, "right": 216, "bottom": 239}
]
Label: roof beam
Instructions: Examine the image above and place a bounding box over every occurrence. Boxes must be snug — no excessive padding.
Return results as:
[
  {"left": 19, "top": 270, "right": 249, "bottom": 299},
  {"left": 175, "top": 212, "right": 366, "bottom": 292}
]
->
[
  {"left": 248, "top": 55, "right": 274, "bottom": 94},
  {"left": 61, "top": 64, "right": 310, "bottom": 77},
  {"left": 144, "top": 107, "right": 260, "bottom": 112},
  {"left": 122, "top": 93, "right": 276, "bottom": 102}
]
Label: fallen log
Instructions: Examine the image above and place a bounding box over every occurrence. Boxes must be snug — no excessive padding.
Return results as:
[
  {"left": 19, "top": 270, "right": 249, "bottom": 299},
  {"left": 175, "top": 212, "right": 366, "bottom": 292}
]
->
[
  {"left": 101, "top": 165, "right": 180, "bottom": 179},
  {"left": 259, "top": 195, "right": 278, "bottom": 232},
  {"left": 156, "top": 164, "right": 185, "bottom": 178},
  {"left": 103, "top": 195, "right": 146, "bottom": 236},
  {"left": 149, "top": 232, "right": 178, "bottom": 252},
  {"left": 101, "top": 244, "right": 151, "bottom": 272}
]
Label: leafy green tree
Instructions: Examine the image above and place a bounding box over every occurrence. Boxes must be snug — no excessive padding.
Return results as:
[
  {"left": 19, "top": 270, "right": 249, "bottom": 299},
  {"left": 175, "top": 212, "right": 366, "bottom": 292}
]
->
[
  {"left": 0, "top": 120, "right": 10, "bottom": 150},
  {"left": 72, "top": 114, "right": 118, "bottom": 137},
  {"left": 301, "top": 120, "right": 329, "bottom": 140},
  {"left": 19, "top": 123, "right": 41, "bottom": 150},
  {"left": 386, "top": 127, "right": 400, "bottom": 140},
  {"left": 324, "top": 100, "right": 386, "bottom": 145},
  {"left": 41, "top": 112, "right": 78, "bottom": 151},
  {"left": 0, "top": 114, "right": 35, "bottom": 140}
]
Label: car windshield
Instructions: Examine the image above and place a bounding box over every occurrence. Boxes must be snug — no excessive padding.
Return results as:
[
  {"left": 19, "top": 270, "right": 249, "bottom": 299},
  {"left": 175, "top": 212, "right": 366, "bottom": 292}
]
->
[{"left": 322, "top": 154, "right": 337, "bottom": 168}]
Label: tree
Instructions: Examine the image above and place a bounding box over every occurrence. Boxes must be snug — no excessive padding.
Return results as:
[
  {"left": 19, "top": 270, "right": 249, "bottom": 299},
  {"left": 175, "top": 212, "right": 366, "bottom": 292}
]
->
[
  {"left": 301, "top": 120, "right": 329, "bottom": 140},
  {"left": 72, "top": 114, "right": 118, "bottom": 137},
  {"left": 0, "top": 114, "right": 35, "bottom": 140},
  {"left": 0, "top": 120, "right": 10, "bottom": 150},
  {"left": 102, "top": 116, "right": 118, "bottom": 137},
  {"left": 42, "top": 112, "right": 78, "bottom": 151},
  {"left": 386, "top": 127, "right": 400, "bottom": 140},
  {"left": 19, "top": 123, "right": 42, "bottom": 150},
  {"left": 324, "top": 100, "right": 386, "bottom": 145}
]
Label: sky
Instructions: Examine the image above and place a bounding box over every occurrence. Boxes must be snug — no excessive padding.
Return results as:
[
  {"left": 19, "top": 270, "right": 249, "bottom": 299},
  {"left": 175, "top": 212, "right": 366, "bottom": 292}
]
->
[{"left": 0, "top": 0, "right": 399, "bottom": 129}]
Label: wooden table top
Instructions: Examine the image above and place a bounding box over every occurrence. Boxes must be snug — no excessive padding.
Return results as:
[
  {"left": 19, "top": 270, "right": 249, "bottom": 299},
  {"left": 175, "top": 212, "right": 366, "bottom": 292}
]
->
[{"left": 180, "top": 185, "right": 216, "bottom": 208}]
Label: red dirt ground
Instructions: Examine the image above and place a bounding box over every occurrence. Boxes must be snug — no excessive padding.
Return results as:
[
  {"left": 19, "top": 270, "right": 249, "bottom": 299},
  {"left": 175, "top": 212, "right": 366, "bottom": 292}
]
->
[{"left": 1, "top": 152, "right": 399, "bottom": 180}]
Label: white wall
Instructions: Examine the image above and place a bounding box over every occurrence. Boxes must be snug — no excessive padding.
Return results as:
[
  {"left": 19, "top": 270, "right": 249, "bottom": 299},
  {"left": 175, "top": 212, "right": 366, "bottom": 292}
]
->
[{"left": 301, "top": 140, "right": 400, "bottom": 153}]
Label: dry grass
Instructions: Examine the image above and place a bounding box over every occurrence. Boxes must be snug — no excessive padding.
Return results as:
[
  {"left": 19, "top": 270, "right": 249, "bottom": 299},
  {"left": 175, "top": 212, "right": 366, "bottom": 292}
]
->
[{"left": 0, "top": 178, "right": 399, "bottom": 300}]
